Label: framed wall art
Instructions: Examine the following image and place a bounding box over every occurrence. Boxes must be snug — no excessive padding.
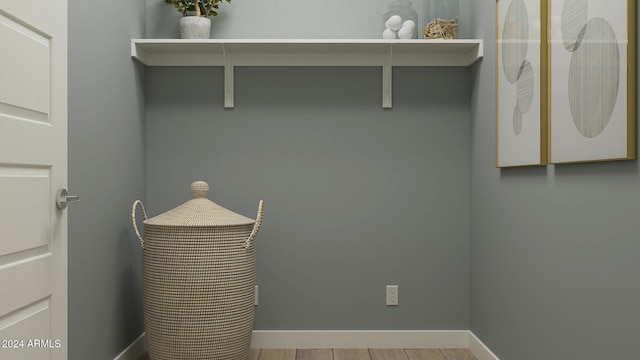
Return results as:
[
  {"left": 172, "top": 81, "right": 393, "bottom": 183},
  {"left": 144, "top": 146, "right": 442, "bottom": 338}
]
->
[
  {"left": 496, "top": 0, "right": 548, "bottom": 167},
  {"left": 548, "top": 0, "right": 636, "bottom": 163}
]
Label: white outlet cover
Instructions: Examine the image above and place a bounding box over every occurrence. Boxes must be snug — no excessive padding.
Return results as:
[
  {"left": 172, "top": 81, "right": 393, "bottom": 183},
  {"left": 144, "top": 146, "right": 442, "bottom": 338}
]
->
[
  {"left": 386, "top": 285, "right": 399, "bottom": 306},
  {"left": 255, "top": 285, "right": 259, "bottom": 306}
]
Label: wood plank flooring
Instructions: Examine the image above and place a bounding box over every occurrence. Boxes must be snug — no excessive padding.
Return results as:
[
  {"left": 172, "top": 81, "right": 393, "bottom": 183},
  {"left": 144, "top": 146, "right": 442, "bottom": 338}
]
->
[
  {"left": 405, "top": 349, "right": 447, "bottom": 360},
  {"left": 369, "top": 349, "right": 411, "bottom": 360},
  {"left": 255, "top": 349, "right": 476, "bottom": 360},
  {"left": 140, "top": 348, "right": 477, "bottom": 360},
  {"left": 333, "top": 349, "right": 372, "bottom": 360}
]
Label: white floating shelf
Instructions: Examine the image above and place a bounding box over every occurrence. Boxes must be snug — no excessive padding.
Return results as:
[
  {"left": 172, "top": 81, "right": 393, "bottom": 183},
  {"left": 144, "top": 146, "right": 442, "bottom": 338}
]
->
[{"left": 131, "top": 39, "right": 483, "bottom": 108}]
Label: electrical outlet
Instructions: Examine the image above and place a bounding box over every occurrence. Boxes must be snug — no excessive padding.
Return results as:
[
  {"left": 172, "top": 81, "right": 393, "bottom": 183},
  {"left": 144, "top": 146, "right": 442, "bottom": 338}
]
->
[
  {"left": 386, "top": 285, "right": 398, "bottom": 306},
  {"left": 254, "top": 285, "right": 258, "bottom": 306}
]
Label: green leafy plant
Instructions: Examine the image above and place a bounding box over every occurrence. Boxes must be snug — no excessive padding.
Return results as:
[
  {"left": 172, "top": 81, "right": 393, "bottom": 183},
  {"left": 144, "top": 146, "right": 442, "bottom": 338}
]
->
[{"left": 164, "top": 0, "right": 232, "bottom": 17}]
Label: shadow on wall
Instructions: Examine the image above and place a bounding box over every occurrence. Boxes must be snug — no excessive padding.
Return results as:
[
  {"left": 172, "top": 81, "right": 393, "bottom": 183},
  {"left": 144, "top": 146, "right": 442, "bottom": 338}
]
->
[
  {"left": 118, "top": 229, "right": 144, "bottom": 344},
  {"left": 500, "top": 159, "right": 639, "bottom": 181}
]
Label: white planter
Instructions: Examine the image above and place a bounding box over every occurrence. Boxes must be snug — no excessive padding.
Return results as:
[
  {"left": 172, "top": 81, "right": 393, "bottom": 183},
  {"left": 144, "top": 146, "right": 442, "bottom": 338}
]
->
[{"left": 180, "top": 16, "right": 211, "bottom": 39}]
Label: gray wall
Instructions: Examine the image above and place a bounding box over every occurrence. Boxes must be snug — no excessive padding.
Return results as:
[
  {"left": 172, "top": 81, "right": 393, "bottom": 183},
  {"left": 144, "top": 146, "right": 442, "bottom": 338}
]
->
[
  {"left": 68, "top": 0, "right": 147, "bottom": 358},
  {"left": 146, "top": 0, "right": 471, "bottom": 40},
  {"left": 145, "top": 65, "right": 471, "bottom": 329},
  {"left": 143, "top": 0, "right": 474, "bottom": 331},
  {"left": 469, "top": 2, "right": 640, "bottom": 360}
]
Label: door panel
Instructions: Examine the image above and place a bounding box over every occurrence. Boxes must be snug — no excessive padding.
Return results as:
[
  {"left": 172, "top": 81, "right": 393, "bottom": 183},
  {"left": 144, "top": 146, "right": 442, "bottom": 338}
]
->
[
  {"left": 0, "top": 13, "right": 51, "bottom": 115},
  {"left": 0, "top": 298, "right": 53, "bottom": 360},
  {"left": 0, "top": 168, "right": 51, "bottom": 257}
]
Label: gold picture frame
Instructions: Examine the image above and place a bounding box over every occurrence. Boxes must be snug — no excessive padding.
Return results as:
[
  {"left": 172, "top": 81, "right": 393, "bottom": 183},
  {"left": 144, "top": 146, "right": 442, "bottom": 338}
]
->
[
  {"left": 548, "top": 0, "right": 636, "bottom": 164},
  {"left": 496, "top": 0, "right": 548, "bottom": 167}
]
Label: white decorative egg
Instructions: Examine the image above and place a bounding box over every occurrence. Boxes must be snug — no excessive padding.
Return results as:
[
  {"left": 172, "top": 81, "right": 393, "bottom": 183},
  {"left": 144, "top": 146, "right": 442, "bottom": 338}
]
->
[
  {"left": 386, "top": 15, "right": 403, "bottom": 31},
  {"left": 402, "top": 20, "right": 416, "bottom": 29},
  {"left": 383, "top": 28, "right": 398, "bottom": 39},
  {"left": 397, "top": 25, "right": 414, "bottom": 39}
]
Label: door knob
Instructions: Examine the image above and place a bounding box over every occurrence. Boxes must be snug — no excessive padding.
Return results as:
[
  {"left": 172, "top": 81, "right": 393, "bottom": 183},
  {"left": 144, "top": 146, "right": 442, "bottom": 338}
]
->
[{"left": 56, "top": 188, "right": 80, "bottom": 210}]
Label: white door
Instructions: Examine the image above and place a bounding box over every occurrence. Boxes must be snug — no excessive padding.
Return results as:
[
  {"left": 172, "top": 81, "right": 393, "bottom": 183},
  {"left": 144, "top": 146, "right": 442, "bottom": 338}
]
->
[{"left": 0, "top": 0, "right": 68, "bottom": 359}]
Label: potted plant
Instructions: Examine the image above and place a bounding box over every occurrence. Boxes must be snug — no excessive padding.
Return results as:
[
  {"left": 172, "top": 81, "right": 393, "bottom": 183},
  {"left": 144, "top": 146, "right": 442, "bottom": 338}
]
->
[{"left": 164, "top": 0, "right": 232, "bottom": 39}]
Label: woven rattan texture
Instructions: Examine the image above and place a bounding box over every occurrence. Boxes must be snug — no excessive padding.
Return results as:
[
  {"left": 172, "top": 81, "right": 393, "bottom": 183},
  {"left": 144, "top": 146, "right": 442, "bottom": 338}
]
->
[
  {"left": 144, "top": 198, "right": 254, "bottom": 227},
  {"left": 143, "top": 223, "right": 256, "bottom": 360}
]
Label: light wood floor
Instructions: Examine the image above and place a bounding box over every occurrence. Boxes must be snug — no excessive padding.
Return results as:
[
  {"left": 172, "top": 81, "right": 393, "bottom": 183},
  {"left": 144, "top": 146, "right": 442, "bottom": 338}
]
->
[
  {"left": 141, "top": 348, "right": 477, "bottom": 360},
  {"left": 250, "top": 349, "right": 477, "bottom": 360}
]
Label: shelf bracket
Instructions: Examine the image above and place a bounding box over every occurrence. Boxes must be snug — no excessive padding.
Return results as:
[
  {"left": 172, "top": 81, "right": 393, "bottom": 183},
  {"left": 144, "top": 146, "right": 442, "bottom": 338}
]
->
[
  {"left": 223, "top": 45, "right": 234, "bottom": 108},
  {"left": 382, "top": 45, "right": 392, "bottom": 109}
]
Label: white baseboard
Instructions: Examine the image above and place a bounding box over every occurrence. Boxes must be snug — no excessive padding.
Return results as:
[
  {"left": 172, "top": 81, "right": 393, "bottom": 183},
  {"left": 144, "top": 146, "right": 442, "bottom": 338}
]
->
[
  {"left": 116, "top": 330, "right": 499, "bottom": 360},
  {"left": 468, "top": 332, "right": 500, "bottom": 360},
  {"left": 113, "top": 333, "right": 146, "bottom": 360}
]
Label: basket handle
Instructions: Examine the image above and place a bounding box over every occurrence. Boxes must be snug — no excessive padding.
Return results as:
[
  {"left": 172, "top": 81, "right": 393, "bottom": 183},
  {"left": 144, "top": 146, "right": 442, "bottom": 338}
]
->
[
  {"left": 132, "top": 200, "right": 148, "bottom": 249},
  {"left": 245, "top": 200, "right": 264, "bottom": 249}
]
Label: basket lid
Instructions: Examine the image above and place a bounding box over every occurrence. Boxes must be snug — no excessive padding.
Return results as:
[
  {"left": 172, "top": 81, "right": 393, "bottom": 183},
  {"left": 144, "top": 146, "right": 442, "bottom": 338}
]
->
[{"left": 143, "top": 181, "right": 255, "bottom": 227}]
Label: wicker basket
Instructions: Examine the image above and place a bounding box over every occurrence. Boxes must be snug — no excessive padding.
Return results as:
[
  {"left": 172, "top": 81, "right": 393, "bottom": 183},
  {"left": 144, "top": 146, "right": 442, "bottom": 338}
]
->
[{"left": 132, "top": 181, "right": 264, "bottom": 360}]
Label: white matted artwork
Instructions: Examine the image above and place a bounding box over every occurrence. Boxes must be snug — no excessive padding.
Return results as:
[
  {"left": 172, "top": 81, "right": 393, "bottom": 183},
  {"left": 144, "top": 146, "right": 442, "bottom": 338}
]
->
[
  {"left": 549, "top": 0, "right": 636, "bottom": 163},
  {"left": 496, "top": 0, "right": 547, "bottom": 167}
]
